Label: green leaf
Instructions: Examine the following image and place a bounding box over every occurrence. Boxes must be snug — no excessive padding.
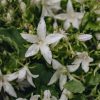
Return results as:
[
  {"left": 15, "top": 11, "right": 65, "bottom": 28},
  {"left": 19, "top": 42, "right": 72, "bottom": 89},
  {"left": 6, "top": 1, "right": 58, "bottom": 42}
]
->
[
  {"left": 86, "top": 73, "right": 100, "bottom": 85},
  {"left": 64, "top": 80, "right": 85, "bottom": 93}
]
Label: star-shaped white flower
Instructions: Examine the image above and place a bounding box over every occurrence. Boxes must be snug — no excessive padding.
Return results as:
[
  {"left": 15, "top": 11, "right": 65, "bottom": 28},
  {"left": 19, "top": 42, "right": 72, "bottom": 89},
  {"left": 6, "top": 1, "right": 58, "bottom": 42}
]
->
[
  {"left": 0, "top": 70, "right": 17, "bottom": 97},
  {"left": 48, "top": 59, "right": 67, "bottom": 90},
  {"left": 55, "top": 0, "right": 84, "bottom": 30},
  {"left": 43, "top": 90, "right": 57, "bottom": 100},
  {"left": 67, "top": 52, "right": 93, "bottom": 73},
  {"left": 21, "top": 17, "right": 63, "bottom": 64},
  {"left": 17, "top": 66, "right": 39, "bottom": 87}
]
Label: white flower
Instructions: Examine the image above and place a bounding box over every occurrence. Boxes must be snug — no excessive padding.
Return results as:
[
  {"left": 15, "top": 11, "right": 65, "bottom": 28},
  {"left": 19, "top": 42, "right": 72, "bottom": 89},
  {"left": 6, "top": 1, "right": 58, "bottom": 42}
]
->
[
  {"left": 17, "top": 66, "right": 39, "bottom": 87},
  {"left": 30, "top": 93, "right": 40, "bottom": 100},
  {"left": 59, "top": 89, "right": 72, "bottom": 100},
  {"left": 21, "top": 17, "right": 63, "bottom": 64},
  {"left": 95, "top": 33, "right": 100, "bottom": 40},
  {"left": 43, "top": 90, "right": 57, "bottom": 100},
  {"left": 67, "top": 52, "right": 93, "bottom": 72},
  {"left": 41, "top": 0, "right": 61, "bottom": 17},
  {"left": 0, "top": 70, "right": 17, "bottom": 97},
  {"left": 48, "top": 59, "right": 67, "bottom": 90},
  {"left": 16, "top": 98, "right": 27, "bottom": 100},
  {"left": 77, "top": 34, "right": 92, "bottom": 42},
  {"left": 55, "top": 0, "right": 84, "bottom": 30}
]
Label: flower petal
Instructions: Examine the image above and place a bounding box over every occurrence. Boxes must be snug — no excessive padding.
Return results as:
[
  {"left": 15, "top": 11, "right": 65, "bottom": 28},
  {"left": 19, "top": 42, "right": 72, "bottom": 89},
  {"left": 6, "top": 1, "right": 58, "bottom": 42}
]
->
[
  {"left": 46, "top": 34, "right": 63, "bottom": 44},
  {"left": 16, "top": 98, "right": 27, "bottom": 100},
  {"left": 67, "top": 64, "right": 80, "bottom": 72},
  {"left": 72, "top": 19, "right": 80, "bottom": 29},
  {"left": 30, "top": 94, "right": 40, "bottom": 100},
  {"left": 20, "top": 33, "right": 38, "bottom": 43},
  {"left": 48, "top": 71, "right": 60, "bottom": 85},
  {"left": 81, "top": 60, "right": 89, "bottom": 72},
  {"left": 18, "top": 68, "right": 26, "bottom": 81},
  {"left": 37, "top": 17, "right": 46, "bottom": 40},
  {"left": 55, "top": 14, "right": 67, "bottom": 20},
  {"left": 27, "top": 75, "right": 35, "bottom": 87},
  {"left": 67, "top": 0, "right": 74, "bottom": 13},
  {"left": 40, "top": 45, "right": 52, "bottom": 64},
  {"left": 25, "top": 44, "right": 39, "bottom": 57},
  {"left": 95, "top": 33, "right": 100, "bottom": 40},
  {"left": 6, "top": 72, "right": 18, "bottom": 82},
  {"left": 77, "top": 34, "right": 92, "bottom": 42},
  {"left": 26, "top": 67, "right": 39, "bottom": 78},
  {"left": 52, "top": 59, "right": 63, "bottom": 70},
  {"left": 46, "top": 0, "right": 61, "bottom": 4},
  {"left": 3, "top": 81, "right": 17, "bottom": 97},
  {"left": 59, "top": 74, "right": 67, "bottom": 90},
  {"left": 51, "top": 96, "right": 57, "bottom": 100},
  {"left": 64, "top": 20, "right": 70, "bottom": 30}
]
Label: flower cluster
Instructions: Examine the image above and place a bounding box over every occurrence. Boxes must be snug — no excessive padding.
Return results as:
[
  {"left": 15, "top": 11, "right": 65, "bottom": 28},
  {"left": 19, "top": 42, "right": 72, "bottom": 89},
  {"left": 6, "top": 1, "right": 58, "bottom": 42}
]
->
[{"left": 0, "top": 0, "right": 100, "bottom": 100}]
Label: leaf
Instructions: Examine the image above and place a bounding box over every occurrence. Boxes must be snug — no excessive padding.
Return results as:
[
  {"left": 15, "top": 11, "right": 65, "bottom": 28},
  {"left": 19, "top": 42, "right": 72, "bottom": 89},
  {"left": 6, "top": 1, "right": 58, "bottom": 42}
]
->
[
  {"left": 0, "top": 27, "right": 26, "bottom": 58},
  {"left": 64, "top": 80, "right": 85, "bottom": 93},
  {"left": 86, "top": 73, "right": 100, "bottom": 85}
]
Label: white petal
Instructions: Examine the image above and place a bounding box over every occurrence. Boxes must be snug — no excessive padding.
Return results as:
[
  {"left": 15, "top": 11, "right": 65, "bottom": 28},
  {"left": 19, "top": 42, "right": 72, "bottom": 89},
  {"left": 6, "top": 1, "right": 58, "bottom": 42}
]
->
[
  {"left": 46, "top": 34, "right": 63, "bottom": 44},
  {"left": 72, "top": 19, "right": 80, "bottom": 29},
  {"left": 67, "top": 0, "right": 74, "bottom": 13},
  {"left": 59, "top": 94, "right": 68, "bottom": 100},
  {"left": 16, "top": 98, "right": 27, "bottom": 100},
  {"left": 37, "top": 17, "right": 46, "bottom": 40},
  {"left": 67, "top": 64, "right": 80, "bottom": 72},
  {"left": 72, "top": 58, "right": 82, "bottom": 65},
  {"left": 25, "top": 44, "right": 39, "bottom": 57},
  {"left": 27, "top": 75, "right": 35, "bottom": 87},
  {"left": 51, "top": 96, "right": 57, "bottom": 100},
  {"left": 52, "top": 59, "right": 63, "bottom": 70},
  {"left": 48, "top": 71, "right": 60, "bottom": 85},
  {"left": 26, "top": 67, "right": 39, "bottom": 78},
  {"left": 20, "top": 33, "right": 38, "bottom": 43},
  {"left": 59, "top": 74, "right": 67, "bottom": 90},
  {"left": 18, "top": 68, "right": 26, "bottom": 81},
  {"left": 40, "top": 45, "right": 52, "bottom": 64},
  {"left": 77, "top": 34, "right": 92, "bottom": 42},
  {"left": 3, "top": 81, "right": 17, "bottom": 97},
  {"left": 95, "top": 33, "right": 100, "bottom": 40},
  {"left": 46, "top": 0, "right": 61, "bottom": 4},
  {"left": 64, "top": 20, "right": 70, "bottom": 30},
  {"left": 55, "top": 14, "right": 67, "bottom": 20},
  {"left": 6, "top": 72, "right": 18, "bottom": 82},
  {"left": 81, "top": 60, "right": 89, "bottom": 72},
  {"left": 30, "top": 94, "right": 40, "bottom": 100}
]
